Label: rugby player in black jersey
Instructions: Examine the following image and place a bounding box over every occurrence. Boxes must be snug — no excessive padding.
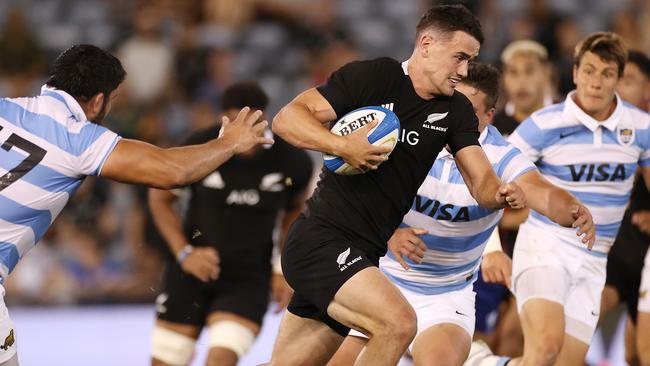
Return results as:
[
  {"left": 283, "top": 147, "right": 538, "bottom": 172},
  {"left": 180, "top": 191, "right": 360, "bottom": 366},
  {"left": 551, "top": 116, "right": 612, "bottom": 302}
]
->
[
  {"left": 148, "top": 82, "right": 313, "bottom": 366},
  {"left": 264, "top": 5, "right": 531, "bottom": 366}
]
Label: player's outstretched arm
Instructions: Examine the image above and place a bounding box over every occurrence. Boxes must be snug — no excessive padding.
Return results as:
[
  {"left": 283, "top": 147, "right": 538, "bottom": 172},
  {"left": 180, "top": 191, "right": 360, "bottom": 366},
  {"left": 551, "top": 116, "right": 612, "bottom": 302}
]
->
[
  {"left": 454, "top": 145, "right": 526, "bottom": 209},
  {"left": 148, "top": 189, "right": 219, "bottom": 282},
  {"left": 515, "top": 169, "right": 596, "bottom": 248},
  {"left": 273, "top": 88, "right": 391, "bottom": 171},
  {"left": 102, "top": 107, "right": 273, "bottom": 189}
]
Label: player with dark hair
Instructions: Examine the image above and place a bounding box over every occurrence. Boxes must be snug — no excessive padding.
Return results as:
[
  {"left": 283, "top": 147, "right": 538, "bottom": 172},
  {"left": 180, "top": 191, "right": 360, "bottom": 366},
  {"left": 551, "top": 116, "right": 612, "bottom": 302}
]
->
[
  {"left": 328, "top": 63, "right": 594, "bottom": 366},
  {"left": 148, "top": 81, "right": 313, "bottom": 366},
  {"left": 264, "top": 5, "right": 591, "bottom": 366},
  {"left": 468, "top": 32, "right": 650, "bottom": 366},
  {"left": 600, "top": 49, "right": 650, "bottom": 366},
  {"left": 0, "top": 44, "right": 271, "bottom": 365}
]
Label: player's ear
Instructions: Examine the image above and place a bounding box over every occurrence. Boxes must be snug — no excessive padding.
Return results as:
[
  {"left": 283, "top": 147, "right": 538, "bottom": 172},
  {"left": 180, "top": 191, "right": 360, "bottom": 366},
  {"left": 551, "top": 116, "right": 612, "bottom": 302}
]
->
[
  {"left": 418, "top": 32, "right": 433, "bottom": 58},
  {"left": 87, "top": 93, "right": 106, "bottom": 119},
  {"left": 486, "top": 107, "right": 496, "bottom": 124}
]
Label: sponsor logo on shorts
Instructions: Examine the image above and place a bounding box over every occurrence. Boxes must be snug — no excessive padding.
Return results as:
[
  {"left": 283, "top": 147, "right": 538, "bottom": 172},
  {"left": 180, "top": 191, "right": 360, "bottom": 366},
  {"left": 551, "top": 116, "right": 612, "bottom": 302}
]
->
[
  {"left": 641, "top": 290, "right": 648, "bottom": 299},
  {"left": 336, "top": 247, "right": 361, "bottom": 271},
  {"left": 455, "top": 310, "right": 467, "bottom": 317},
  {"left": 591, "top": 311, "right": 599, "bottom": 317},
  {"left": 0, "top": 329, "right": 14, "bottom": 351}
]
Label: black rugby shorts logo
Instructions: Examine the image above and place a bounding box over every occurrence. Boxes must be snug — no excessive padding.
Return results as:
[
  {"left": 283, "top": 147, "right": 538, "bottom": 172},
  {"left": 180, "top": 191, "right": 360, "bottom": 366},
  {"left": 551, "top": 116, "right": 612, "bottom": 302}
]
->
[{"left": 336, "top": 248, "right": 361, "bottom": 272}]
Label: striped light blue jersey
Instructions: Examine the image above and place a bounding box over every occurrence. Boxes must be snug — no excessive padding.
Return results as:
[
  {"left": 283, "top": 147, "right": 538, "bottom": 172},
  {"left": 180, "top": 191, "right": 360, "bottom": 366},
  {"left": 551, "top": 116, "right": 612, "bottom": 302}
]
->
[
  {"left": 380, "top": 125, "right": 536, "bottom": 295},
  {"left": 0, "top": 85, "right": 120, "bottom": 278},
  {"left": 509, "top": 91, "right": 650, "bottom": 256}
]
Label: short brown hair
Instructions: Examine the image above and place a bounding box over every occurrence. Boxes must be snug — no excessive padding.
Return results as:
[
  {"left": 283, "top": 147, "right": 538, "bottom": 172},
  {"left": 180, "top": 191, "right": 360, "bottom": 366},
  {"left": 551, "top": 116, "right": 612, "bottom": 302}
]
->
[
  {"left": 574, "top": 32, "right": 628, "bottom": 76},
  {"left": 416, "top": 5, "right": 484, "bottom": 44},
  {"left": 460, "top": 63, "right": 500, "bottom": 109}
]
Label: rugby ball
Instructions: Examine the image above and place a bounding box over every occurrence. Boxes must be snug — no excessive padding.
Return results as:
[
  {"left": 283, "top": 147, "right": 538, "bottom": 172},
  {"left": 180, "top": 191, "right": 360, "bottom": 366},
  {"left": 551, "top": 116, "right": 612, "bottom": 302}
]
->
[{"left": 324, "top": 106, "right": 400, "bottom": 175}]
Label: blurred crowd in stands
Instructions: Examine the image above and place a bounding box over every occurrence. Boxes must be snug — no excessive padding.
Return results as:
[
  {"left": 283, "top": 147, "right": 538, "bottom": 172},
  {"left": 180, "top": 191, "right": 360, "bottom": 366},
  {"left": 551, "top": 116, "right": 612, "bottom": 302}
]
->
[{"left": 1, "top": 0, "right": 649, "bottom": 305}]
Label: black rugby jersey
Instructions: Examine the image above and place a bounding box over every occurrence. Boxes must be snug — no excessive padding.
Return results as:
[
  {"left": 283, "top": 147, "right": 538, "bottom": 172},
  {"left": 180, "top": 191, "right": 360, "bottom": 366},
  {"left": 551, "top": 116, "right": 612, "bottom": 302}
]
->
[
  {"left": 308, "top": 57, "right": 480, "bottom": 258},
  {"left": 181, "top": 127, "right": 313, "bottom": 272}
]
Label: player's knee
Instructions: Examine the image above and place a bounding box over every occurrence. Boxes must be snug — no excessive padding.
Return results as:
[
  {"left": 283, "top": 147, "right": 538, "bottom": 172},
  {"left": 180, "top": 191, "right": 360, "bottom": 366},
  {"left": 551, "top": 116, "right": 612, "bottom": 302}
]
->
[
  {"left": 527, "top": 336, "right": 562, "bottom": 366},
  {"left": 151, "top": 326, "right": 196, "bottom": 366},
  {"left": 207, "top": 320, "right": 257, "bottom": 360},
  {"left": 380, "top": 305, "right": 416, "bottom": 344}
]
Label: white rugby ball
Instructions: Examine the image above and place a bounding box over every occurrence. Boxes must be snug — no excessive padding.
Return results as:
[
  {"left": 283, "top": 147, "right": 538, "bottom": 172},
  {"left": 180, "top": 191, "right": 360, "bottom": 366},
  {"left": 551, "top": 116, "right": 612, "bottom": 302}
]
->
[{"left": 323, "top": 106, "right": 400, "bottom": 175}]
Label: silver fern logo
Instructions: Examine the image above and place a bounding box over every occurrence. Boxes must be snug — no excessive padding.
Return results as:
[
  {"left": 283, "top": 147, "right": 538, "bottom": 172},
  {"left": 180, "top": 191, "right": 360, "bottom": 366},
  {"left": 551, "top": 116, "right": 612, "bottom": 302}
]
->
[{"left": 337, "top": 248, "right": 351, "bottom": 267}]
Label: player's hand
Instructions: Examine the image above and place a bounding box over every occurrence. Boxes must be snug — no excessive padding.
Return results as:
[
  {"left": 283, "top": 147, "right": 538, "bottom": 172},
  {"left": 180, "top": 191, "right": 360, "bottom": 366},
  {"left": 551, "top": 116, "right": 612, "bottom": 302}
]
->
[
  {"left": 632, "top": 210, "right": 650, "bottom": 235},
  {"left": 496, "top": 182, "right": 526, "bottom": 209},
  {"left": 388, "top": 227, "right": 428, "bottom": 270},
  {"left": 219, "top": 107, "right": 274, "bottom": 154},
  {"left": 481, "top": 251, "right": 512, "bottom": 289},
  {"left": 337, "top": 119, "right": 392, "bottom": 172},
  {"left": 180, "top": 247, "right": 220, "bottom": 282},
  {"left": 571, "top": 203, "right": 596, "bottom": 249},
  {"left": 270, "top": 274, "right": 293, "bottom": 313}
]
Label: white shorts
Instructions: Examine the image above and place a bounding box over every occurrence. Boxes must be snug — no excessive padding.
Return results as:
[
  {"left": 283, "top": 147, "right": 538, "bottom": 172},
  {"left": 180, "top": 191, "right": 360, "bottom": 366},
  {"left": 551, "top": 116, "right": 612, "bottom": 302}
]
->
[
  {"left": 0, "top": 285, "right": 16, "bottom": 363},
  {"left": 639, "top": 249, "right": 650, "bottom": 313},
  {"left": 512, "top": 223, "right": 607, "bottom": 344},
  {"left": 349, "top": 282, "right": 475, "bottom": 353}
]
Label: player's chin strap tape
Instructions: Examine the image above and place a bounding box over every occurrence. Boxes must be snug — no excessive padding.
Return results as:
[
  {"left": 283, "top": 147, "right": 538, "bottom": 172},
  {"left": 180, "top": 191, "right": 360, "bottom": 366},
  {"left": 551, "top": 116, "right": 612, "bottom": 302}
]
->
[
  {"left": 151, "top": 326, "right": 196, "bottom": 366},
  {"left": 208, "top": 320, "right": 256, "bottom": 358}
]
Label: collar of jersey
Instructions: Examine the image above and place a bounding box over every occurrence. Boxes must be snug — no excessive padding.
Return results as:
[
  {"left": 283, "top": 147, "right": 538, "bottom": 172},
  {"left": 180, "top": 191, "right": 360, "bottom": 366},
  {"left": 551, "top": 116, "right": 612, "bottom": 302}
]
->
[
  {"left": 401, "top": 60, "right": 409, "bottom": 75},
  {"left": 564, "top": 90, "right": 622, "bottom": 132},
  {"left": 437, "top": 126, "right": 489, "bottom": 160},
  {"left": 40, "top": 84, "right": 88, "bottom": 122}
]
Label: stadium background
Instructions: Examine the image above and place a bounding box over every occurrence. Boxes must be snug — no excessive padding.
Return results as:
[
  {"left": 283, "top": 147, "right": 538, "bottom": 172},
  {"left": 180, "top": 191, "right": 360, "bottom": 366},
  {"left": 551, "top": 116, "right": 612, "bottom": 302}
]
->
[{"left": 0, "top": 0, "right": 648, "bottom": 364}]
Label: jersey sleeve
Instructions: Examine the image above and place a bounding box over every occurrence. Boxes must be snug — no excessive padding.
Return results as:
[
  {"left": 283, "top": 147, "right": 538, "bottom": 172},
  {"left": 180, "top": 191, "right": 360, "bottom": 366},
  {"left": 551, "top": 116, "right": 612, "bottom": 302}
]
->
[
  {"left": 74, "top": 123, "right": 121, "bottom": 176},
  {"left": 507, "top": 116, "right": 545, "bottom": 162},
  {"left": 316, "top": 58, "right": 394, "bottom": 118},
  {"left": 495, "top": 145, "right": 537, "bottom": 182},
  {"left": 447, "top": 98, "right": 480, "bottom": 155}
]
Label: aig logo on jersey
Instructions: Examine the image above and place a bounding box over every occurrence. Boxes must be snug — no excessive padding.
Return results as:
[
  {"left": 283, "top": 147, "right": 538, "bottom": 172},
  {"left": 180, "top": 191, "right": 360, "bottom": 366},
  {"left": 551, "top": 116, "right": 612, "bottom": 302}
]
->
[{"left": 617, "top": 126, "right": 635, "bottom": 145}]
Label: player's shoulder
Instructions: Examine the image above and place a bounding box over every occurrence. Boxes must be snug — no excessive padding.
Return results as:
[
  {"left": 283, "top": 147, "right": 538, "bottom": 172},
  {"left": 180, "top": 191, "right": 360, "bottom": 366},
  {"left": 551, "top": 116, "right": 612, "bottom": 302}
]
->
[
  {"left": 483, "top": 125, "right": 512, "bottom": 147},
  {"left": 341, "top": 57, "right": 402, "bottom": 75},
  {"left": 620, "top": 100, "right": 650, "bottom": 129},
  {"left": 450, "top": 89, "right": 474, "bottom": 108},
  {"left": 529, "top": 102, "right": 566, "bottom": 124}
]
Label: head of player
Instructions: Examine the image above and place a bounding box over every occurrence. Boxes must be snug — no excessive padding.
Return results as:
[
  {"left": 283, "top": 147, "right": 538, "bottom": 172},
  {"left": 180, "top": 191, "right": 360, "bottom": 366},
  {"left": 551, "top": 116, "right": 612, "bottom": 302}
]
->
[
  {"left": 501, "top": 40, "right": 551, "bottom": 120},
  {"left": 45, "top": 44, "right": 126, "bottom": 123},
  {"left": 616, "top": 49, "right": 650, "bottom": 112},
  {"left": 456, "top": 63, "right": 500, "bottom": 133},
  {"left": 572, "top": 32, "right": 628, "bottom": 121},
  {"left": 220, "top": 81, "right": 270, "bottom": 155},
  {"left": 408, "top": 4, "right": 484, "bottom": 98}
]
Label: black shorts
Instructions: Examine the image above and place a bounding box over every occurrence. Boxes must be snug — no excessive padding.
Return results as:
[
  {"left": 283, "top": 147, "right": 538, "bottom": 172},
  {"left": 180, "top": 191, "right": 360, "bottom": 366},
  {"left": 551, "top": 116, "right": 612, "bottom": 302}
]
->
[
  {"left": 156, "top": 260, "right": 270, "bottom": 326},
  {"left": 283, "top": 214, "right": 378, "bottom": 336},
  {"left": 606, "top": 211, "right": 650, "bottom": 324}
]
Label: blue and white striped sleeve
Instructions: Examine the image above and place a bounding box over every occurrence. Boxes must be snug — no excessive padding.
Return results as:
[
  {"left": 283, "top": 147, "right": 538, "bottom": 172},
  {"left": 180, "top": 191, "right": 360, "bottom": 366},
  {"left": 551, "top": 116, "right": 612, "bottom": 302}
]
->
[
  {"left": 496, "top": 145, "right": 537, "bottom": 183},
  {"left": 73, "top": 124, "right": 121, "bottom": 176},
  {"left": 507, "top": 116, "right": 545, "bottom": 163}
]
